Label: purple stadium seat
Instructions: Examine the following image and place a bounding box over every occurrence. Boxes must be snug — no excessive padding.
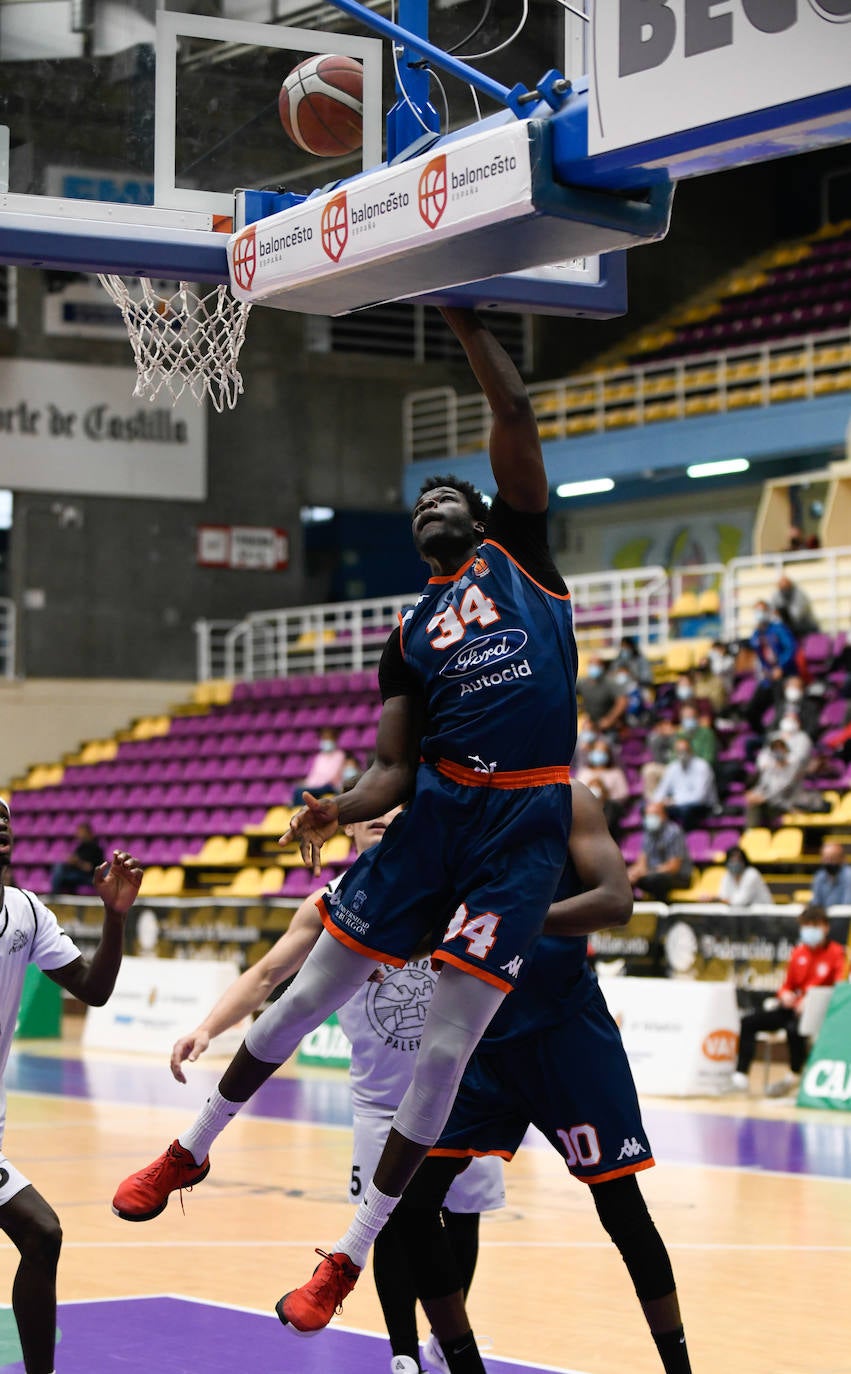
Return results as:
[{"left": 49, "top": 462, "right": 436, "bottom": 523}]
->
[
  {"left": 802, "top": 633, "right": 832, "bottom": 671},
  {"left": 686, "top": 830, "right": 714, "bottom": 864},
  {"left": 819, "top": 699, "right": 848, "bottom": 730}
]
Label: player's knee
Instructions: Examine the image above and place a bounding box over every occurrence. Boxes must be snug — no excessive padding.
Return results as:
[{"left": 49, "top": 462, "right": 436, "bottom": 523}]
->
[{"left": 18, "top": 1208, "right": 62, "bottom": 1270}]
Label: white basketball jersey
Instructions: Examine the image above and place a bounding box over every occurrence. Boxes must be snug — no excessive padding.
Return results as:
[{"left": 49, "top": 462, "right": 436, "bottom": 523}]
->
[{"left": 0, "top": 888, "right": 81, "bottom": 1141}]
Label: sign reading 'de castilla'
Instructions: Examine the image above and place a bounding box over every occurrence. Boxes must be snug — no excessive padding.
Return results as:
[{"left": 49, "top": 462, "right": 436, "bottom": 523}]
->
[{"left": 0, "top": 359, "right": 206, "bottom": 500}]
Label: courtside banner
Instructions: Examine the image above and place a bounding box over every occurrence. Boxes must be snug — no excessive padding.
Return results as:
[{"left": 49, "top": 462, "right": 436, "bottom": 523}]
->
[
  {"left": 228, "top": 122, "right": 534, "bottom": 305},
  {"left": 589, "top": 1, "right": 851, "bottom": 156},
  {"left": 599, "top": 976, "right": 739, "bottom": 1096},
  {"left": 82, "top": 957, "right": 247, "bottom": 1056},
  {"left": 797, "top": 985, "right": 851, "bottom": 1112}
]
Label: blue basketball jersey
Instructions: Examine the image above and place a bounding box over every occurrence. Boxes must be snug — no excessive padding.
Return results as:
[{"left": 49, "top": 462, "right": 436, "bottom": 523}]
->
[{"left": 399, "top": 538, "right": 577, "bottom": 778}]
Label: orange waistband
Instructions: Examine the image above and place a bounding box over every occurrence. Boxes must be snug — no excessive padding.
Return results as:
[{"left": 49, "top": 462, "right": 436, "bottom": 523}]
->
[{"left": 435, "top": 758, "right": 571, "bottom": 789}]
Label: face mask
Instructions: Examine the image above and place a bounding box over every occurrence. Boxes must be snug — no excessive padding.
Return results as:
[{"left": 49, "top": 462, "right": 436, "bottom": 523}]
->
[
  {"left": 587, "top": 664, "right": 602, "bottom": 679},
  {"left": 799, "top": 926, "right": 825, "bottom": 949},
  {"left": 785, "top": 687, "right": 802, "bottom": 702},
  {"left": 579, "top": 729, "right": 596, "bottom": 745},
  {"left": 676, "top": 685, "right": 693, "bottom": 700},
  {"left": 780, "top": 719, "right": 798, "bottom": 734},
  {"left": 681, "top": 716, "right": 698, "bottom": 732},
  {"left": 755, "top": 610, "right": 770, "bottom": 625},
  {"left": 823, "top": 863, "right": 841, "bottom": 876},
  {"left": 771, "top": 751, "right": 788, "bottom": 763},
  {"left": 589, "top": 750, "right": 609, "bottom": 767},
  {"left": 644, "top": 814, "right": 662, "bottom": 833},
  {"left": 614, "top": 674, "right": 632, "bottom": 689},
  {"left": 342, "top": 766, "right": 359, "bottom": 784},
  {"left": 709, "top": 653, "right": 726, "bottom": 673},
  {"left": 675, "top": 752, "right": 690, "bottom": 766},
  {"left": 727, "top": 860, "right": 745, "bottom": 875},
  {"left": 319, "top": 739, "right": 335, "bottom": 753}
]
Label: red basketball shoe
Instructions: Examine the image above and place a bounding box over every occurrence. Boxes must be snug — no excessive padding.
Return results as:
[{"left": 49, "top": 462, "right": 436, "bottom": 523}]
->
[
  {"left": 276, "top": 1249, "right": 361, "bottom": 1334},
  {"left": 112, "top": 1140, "right": 210, "bottom": 1221}
]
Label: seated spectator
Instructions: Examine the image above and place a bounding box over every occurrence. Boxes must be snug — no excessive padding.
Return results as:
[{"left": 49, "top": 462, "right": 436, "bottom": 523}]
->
[
  {"left": 667, "top": 671, "right": 715, "bottom": 726},
  {"left": 572, "top": 713, "right": 599, "bottom": 773},
  {"left": 642, "top": 718, "right": 677, "bottom": 799},
  {"left": 292, "top": 726, "right": 347, "bottom": 805},
  {"left": 50, "top": 822, "right": 105, "bottom": 896},
  {"left": 714, "top": 845, "right": 774, "bottom": 907},
  {"left": 577, "top": 657, "right": 626, "bottom": 734},
  {"left": 745, "top": 734, "right": 808, "bottom": 828},
  {"left": 770, "top": 574, "right": 820, "bottom": 638},
  {"left": 811, "top": 842, "right": 851, "bottom": 909},
  {"left": 575, "top": 741, "right": 629, "bottom": 839},
  {"left": 610, "top": 666, "right": 649, "bottom": 727},
  {"left": 767, "top": 674, "right": 821, "bottom": 740},
  {"left": 730, "top": 905, "right": 846, "bottom": 1096},
  {"left": 653, "top": 737, "right": 717, "bottom": 830},
  {"left": 626, "top": 801, "right": 692, "bottom": 901},
  {"left": 678, "top": 704, "right": 717, "bottom": 767},
  {"left": 768, "top": 711, "right": 813, "bottom": 774},
  {"left": 612, "top": 635, "right": 654, "bottom": 688},
  {"left": 746, "top": 601, "right": 801, "bottom": 732},
  {"left": 341, "top": 752, "right": 362, "bottom": 789}
]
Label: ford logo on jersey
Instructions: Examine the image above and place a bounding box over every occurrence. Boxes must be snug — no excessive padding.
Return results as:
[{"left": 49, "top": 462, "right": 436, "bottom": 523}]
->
[{"left": 439, "top": 629, "right": 528, "bottom": 678}]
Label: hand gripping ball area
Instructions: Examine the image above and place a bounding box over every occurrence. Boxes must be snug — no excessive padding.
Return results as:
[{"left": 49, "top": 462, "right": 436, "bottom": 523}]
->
[{"left": 278, "top": 54, "right": 364, "bottom": 157}]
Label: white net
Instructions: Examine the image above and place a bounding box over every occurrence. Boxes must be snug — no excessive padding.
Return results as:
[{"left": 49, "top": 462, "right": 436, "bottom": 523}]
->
[{"left": 97, "top": 276, "right": 252, "bottom": 413}]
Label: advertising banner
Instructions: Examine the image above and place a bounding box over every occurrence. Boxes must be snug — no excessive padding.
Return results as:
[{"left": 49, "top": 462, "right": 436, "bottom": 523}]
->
[
  {"left": 599, "top": 976, "right": 739, "bottom": 1096},
  {"left": 83, "top": 956, "right": 247, "bottom": 1055},
  {"left": 797, "top": 985, "right": 851, "bottom": 1111}
]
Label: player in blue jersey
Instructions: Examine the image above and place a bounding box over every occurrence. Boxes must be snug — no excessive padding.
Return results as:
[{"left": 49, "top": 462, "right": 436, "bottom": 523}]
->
[
  {"left": 111, "top": 307, "right": 578, "bottom": 1339},
  {"left": 396, "top": 780, "right": 693, "bottom": 1374}
]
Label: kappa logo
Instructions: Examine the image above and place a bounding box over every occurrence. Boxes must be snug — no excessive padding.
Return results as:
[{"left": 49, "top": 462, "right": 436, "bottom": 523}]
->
[
  {"left": 321, "top": 192, "right": 349, "bottom": 262},
  {"left": 418, "top": 155, "right": 447, "bottom": 229},
  {"left": 500, "top": 955, "right": 524, "bottom": 979},
  {"left": 468, "top": 754, "right": 497, "bottom": 774},
  {"left": 616, "top": 1137, "right": 646, "bottom": 1160},
  {"left": 231, "top": 225, "right": 257, "bottom": 291}
]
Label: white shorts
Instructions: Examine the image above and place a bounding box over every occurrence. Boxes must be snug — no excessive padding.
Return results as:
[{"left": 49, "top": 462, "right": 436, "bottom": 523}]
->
[
  {"left": 350, "top": 1112, "right": 505, "bottom": 1213},
  {"left": 0, "top": 1154, "right": 31, "bottom": 1208}
]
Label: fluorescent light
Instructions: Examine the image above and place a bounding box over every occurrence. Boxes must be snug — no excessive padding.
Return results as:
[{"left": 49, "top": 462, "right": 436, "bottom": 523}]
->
[
  {"left": 556, "top": 478, "right": 614, "bottom": 498},
  {"left": 687, "top": 459, "right": 750, "bottom": 479},
  {"left": 0, "top": 491, "right": 11, "bottom": 530},
  {"left": 300, "top": 505, "right": 335, "bottom": 523}
]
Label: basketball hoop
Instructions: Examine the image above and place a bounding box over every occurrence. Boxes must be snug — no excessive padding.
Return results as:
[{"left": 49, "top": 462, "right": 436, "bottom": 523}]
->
[{"left": 97, "top": 276, "right": 252, "bottom": 413}]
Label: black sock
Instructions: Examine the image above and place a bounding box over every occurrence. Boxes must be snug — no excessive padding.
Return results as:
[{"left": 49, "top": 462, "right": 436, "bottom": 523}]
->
[
  {"left": 442, "top": 1329, "right": 487, "bottom": 1374},
  {"left": 653, "top": 1325, "right": 692, "bottom": 1373}
]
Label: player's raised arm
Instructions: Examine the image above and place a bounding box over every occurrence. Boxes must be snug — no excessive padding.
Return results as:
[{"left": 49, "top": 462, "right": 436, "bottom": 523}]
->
[
  {"left": 439, "top": 306, "right": 546, "bottom": 513},
  {"left": 544, "top": 782, "right": 633, "bottom": 937}
]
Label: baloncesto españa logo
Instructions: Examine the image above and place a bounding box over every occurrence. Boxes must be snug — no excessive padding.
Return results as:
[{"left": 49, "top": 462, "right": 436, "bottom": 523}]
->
[{"left": 231, "top": 225, "right": 256, "bottom": 292}]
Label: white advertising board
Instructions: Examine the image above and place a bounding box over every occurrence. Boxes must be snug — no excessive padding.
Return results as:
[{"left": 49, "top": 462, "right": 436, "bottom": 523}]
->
[
  {"left": 0, "top": 359, "right": 206, "bottom": 500},
  {"left": 82, "top": 956, "right": 247, "bottom": 1056},
  {"left": 589, "top": 2, "right": 851, "bottom": 156},
  {"left": 599, "top": 976, "right": 740, "bottom": 1096}
]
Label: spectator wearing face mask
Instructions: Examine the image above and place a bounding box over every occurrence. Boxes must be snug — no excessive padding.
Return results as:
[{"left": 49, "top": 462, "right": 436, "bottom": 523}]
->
[
  {"left": 576, "top": 742, "right": 629, "bottom": 838},
  {"left": 626, "top": 802, "right": 692, "bottom": 901},
  {"left": 612, "top": 636, "right": 654, "bottom": 688},
  {"left": 811, "top": 843, "right": 851, "bottom": 909},
  {"left": 667, "top": 671, "right": 715, "bottom": 727},
  {"left": 730, "top": 905, "right": 846, "bottom": 1096},
  {"left": 745, "top": 734, "right": 808, "bottom": 828},
  {"left": 767, "top": 674, "right": 820, "bottom": 740},
  {"left": 292, "top": 726, "right": 348, "bottom": 805},
  {"left": 572, "top": 713, "right": 599, "bottom": 773},
  {"left": 577, "top": 657, "right": 626, "bottom": 733},
  {"left": 770, "top": 574, "right": 820, "bottom": 638},
  {"left": 677, "top": 706, "right": 717, "bottom": 767},
  {"left": 746, "top": 600, "right": 800, "bottom": 732},
  {"left": 652, "top": 737, "right": 717, "bottom": 831},
  {"left": 767, "top": 711, "right": 812, "bottom": 774},
  {"left": 641, "top": 719, "right": 677, "bottom": 800},
  {"left": 694, "top": 643, "right": 734, "bottom": 712},
  {"left": 716, "top": 845, "right": 773, "bottom": 907}
]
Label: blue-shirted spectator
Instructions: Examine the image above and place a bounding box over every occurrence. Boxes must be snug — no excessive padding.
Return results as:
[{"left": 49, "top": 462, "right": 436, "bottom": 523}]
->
[
  {"left": 746, "top": 600, "right": 801, "bottom": 733},
  {"left": 811, "top": 842, "right": 851, "bottom": 908}
]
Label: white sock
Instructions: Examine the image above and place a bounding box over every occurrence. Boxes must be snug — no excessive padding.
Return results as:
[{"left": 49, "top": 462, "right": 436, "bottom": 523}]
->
[
  {"left": 332, "top": 1181, "right": 400, "bottom": 1269},
  {"left": 179, "top": 1087, "right": 242, "bottom": 1163}
]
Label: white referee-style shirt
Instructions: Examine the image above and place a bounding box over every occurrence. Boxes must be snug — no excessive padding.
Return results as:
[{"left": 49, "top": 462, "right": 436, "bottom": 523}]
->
[{"left": 0, "top": 888, "right": 81, "bottom": 1142}]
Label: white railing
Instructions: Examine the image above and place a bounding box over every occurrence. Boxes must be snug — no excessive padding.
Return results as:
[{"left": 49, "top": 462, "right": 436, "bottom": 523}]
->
[
  {"left": 0, "top": 598, "right": 15, "bottom": 679},
  {"left": 568, "top": 566, "right": 670, "bottom": 653},
  {"left": 723, "top": 545, "right": 851, "bottom": 640},
  {"left": 403, "top": 326, "right": 851, "bottom": 462}
]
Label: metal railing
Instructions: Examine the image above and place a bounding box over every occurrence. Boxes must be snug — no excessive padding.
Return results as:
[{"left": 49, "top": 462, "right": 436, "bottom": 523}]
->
[
  {"left": 403, "top": 326, "right": 851, "bottom": 461},
  {"left": 0, "top": 598, "right": 16, "bottom": 679},
  {"left": 723, "top": 545, "right": 851, "bottom": 640}
]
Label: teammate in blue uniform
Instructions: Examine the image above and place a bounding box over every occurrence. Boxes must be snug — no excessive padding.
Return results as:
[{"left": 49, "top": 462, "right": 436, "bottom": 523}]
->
[
  {"left": 394, "top": 781, "right": 692, "bottom": 1374},
  {"left": 111, "top": 307, "right": 577, "bottom": 1338}
]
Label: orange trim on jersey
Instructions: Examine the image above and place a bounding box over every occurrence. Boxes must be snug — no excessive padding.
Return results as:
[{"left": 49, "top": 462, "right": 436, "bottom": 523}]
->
[
  {"left": 427, "top": 553, "right": 477, "bottom": 585},
  {"left": 437, "top": 757, "right": 571, "bottom": 789},
  {"left": 428, "top": 1146, "right": 515, "bottom": 1162},
  {"left": 431, "top": 948, "right": 514, "bottom": 992},
  {"left": 482, "top": 538, "right": 571, "bottom": 601},
  {"left": 583, "top": 1156, "right": 656, "bottom": 1186},
  {"left": 317, "top": 895, "right": 407, "bottom": 967},
  {"left": 396, "top": 610, "right": 406, "bottom": 660}
]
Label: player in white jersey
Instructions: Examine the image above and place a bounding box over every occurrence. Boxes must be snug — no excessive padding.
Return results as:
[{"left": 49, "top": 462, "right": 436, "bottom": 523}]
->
[
  {"left": 0, "top": 797, "right": 142, "bottom": 1374},
  {"left": 156, "top": 807, "right": 502, "bottom": 1374}
]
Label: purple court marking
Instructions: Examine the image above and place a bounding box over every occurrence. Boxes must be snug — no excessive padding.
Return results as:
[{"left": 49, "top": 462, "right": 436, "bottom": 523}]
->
[
  {"left": 0, "top": 1296, "right": 587, "bottom": 1374},
  {"left": 8, "top": 1050, "right": 851, "bottom": 1180}
]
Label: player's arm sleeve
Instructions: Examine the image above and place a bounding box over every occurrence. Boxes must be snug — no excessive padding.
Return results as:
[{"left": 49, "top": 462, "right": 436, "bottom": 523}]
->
[
  {"left": 28, "top": 895, "right": 83, "bottom": 972},
  {"left": 484, "top": 495, "right": 568, "bottom": 596},
  {"left": 378, "top": 625, "right": 422, "bottom": 701}
]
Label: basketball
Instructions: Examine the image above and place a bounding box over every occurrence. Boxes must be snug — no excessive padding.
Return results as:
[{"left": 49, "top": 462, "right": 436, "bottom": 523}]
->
[{"left": 278, "top": 54, "right": 363, "bottom": 158}]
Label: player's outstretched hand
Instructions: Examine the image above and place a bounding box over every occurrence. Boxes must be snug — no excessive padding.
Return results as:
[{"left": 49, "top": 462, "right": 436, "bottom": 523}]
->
[
  {"left": 280, "top": 791, "right": 340, "bottom": 876},
  {"left": 170, "top": 1028, "right": 211, "bottom": 1083},
  {"left": 93, "top": 850, "right": 144, "bottom": 915}
]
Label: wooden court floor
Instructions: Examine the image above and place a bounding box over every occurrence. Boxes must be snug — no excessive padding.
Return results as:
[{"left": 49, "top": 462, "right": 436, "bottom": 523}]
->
[{"left": 1, "top": 1038, "right": 849, "bottom": 1374}]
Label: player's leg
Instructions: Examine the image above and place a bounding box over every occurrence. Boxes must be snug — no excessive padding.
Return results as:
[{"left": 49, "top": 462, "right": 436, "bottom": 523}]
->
[
  {"left": 591, "top": 1175, "right": 691, "bottom": 1374},
  {"left": 0, "top": 1182, "right": 62, "bottom": 1374},
  {"left": 113, "top": 929, "right": 376, "bottom": 1221},
  {"left": 277, "top": 965, "right": 506, "bottom": 1333}
]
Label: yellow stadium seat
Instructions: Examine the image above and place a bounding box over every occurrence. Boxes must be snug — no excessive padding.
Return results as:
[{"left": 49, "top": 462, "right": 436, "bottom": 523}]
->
[
  {"left": 697, "top": 589, "right": 720, "bottom": 615},
  {"left": 669, "top": 593, "right": 700, "bottom": 620},
  {"left": 664, "top": 642, "right": 697, "bottom": 673},
  {"left": 245, "top": 805, "right": 297, "bottom": 837},
  {"left": 213, "top": 866, "right": 272, "bottom": 898},
  {"left": 770, "top": 827, "right": 803, "bottom": 862},
  {"left": 696, "top": 865, "right": 727, "bottom": 900},
  {"left": 740, "top": 828, "right": 773, "bottom": 864}
]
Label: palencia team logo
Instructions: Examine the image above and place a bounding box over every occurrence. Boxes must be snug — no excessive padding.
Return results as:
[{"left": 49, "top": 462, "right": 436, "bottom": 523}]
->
[
  {"left": 440, "top": 628, "right": 528, "bottom": 679},
  {"left": 231, "top": 225, "right": 257, "bottom": 292},
  {"left": 365, "top": 962, "right": 436, "bottom": 1044}
]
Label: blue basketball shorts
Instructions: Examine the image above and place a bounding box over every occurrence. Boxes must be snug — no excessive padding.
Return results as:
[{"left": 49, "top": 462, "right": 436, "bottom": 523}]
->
[
  {"left": 317, "top": 763, "right": 572, "bottom": 992},
  {"left": 431, "top": 981, "right": 655, "bottom": 1185}
]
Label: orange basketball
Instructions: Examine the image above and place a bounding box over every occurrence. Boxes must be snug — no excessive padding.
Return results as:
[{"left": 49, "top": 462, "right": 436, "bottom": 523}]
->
[{"left": 279, "top": 54, "right": 363, "bottom": 158}]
